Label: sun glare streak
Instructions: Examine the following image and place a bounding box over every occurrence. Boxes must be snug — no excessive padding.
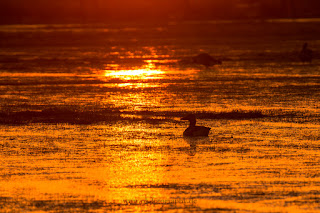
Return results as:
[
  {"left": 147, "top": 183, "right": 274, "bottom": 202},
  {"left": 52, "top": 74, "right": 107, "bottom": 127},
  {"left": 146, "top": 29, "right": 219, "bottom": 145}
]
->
[
  {"left": 104, "top": 61, "right": 164, "bottom": 80},
  {"left": 105, "top": 69, "right": 163, "bottom": 79}
]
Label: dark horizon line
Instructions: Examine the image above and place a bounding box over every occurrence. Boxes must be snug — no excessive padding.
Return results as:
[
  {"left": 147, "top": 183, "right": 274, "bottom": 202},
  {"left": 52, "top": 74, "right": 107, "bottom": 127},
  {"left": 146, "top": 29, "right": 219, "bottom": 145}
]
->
[{"left": 1, "top": 15, "right": 320, "bottom": 25}]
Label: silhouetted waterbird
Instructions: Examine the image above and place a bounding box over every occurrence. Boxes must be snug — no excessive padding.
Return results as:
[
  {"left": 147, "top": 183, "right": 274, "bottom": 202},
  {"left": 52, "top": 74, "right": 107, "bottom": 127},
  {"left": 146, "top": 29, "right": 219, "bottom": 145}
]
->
[
  {"left": 299, "top": 43, "right": 313, "bottom": 63},
  {"left": 181, "top": 114, "right": 210, "bottom": 137},
  {"left": 192, "top": 53, "right": 222, "bottom": 68}
]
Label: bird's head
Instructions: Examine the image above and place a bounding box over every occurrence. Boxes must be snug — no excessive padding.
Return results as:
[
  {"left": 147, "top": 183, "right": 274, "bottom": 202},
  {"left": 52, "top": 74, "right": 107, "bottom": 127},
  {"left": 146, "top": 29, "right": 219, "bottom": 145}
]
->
[{"left": 215, "top": 59, "right": 222, "bottom": 65}]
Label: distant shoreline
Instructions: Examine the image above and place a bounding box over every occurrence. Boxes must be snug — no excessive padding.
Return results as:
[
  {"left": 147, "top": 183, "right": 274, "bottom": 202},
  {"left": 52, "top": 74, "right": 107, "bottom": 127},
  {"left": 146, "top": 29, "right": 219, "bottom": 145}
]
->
[{"left": 1, "top": 17, "right": 320, "bottom": 26}]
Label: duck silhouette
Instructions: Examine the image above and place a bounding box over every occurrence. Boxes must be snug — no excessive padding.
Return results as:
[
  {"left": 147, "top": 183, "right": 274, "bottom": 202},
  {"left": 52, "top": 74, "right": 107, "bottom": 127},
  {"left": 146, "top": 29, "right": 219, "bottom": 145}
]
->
[
  {"left": 299, "top": 43, "right": 313, "bottom": 63},
  {"left": 192, "top": 53, "right": 222, "bottom": 68},
  {"left": 181, "top": 114, "right": 211, "bottom": 137}
]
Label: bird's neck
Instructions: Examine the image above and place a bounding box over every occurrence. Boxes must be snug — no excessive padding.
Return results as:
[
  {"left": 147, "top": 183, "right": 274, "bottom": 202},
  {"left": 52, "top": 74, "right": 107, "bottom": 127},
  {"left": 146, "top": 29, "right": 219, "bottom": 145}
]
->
[{"left": 189, "top": 120, "right": 196, "bottom": 127}]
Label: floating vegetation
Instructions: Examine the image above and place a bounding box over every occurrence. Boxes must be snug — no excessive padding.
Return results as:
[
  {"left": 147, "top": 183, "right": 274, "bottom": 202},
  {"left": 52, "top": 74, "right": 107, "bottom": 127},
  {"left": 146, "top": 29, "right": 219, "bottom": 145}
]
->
[{"left": 0, "top": 106, "right": 304, "bottom": 125}]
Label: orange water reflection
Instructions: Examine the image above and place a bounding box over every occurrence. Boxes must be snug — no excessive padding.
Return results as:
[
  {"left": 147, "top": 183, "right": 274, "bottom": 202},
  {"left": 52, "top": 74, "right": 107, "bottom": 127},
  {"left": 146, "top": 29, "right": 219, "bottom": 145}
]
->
[{"left": 2, "top": 118, "right": 320, "bottom": 212}]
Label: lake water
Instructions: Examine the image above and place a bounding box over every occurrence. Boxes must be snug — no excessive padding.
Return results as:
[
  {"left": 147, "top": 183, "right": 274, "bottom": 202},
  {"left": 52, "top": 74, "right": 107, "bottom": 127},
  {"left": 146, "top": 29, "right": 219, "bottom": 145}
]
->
[{"left": 0, "top": 20, "right": 320, "bottom": 212}]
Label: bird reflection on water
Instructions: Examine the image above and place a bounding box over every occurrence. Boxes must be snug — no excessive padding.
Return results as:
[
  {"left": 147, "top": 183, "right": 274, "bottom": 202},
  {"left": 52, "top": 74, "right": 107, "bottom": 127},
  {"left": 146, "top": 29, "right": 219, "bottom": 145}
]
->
[{"left": 183, "top": 136, "right": 213, "bottom": 156}]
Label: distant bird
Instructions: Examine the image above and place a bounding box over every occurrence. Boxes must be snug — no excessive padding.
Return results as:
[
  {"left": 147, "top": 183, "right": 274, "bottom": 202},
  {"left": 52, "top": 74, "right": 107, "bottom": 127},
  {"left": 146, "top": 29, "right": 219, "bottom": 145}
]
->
[
  {"left": 299, "top": 43, "right": 313, "bottom": 63},
  {"left": 192, "top": 53, "right": 222, "bottom": 68},
  {"left": 181, "top": 114, "right": 210, "bottom": 137}
]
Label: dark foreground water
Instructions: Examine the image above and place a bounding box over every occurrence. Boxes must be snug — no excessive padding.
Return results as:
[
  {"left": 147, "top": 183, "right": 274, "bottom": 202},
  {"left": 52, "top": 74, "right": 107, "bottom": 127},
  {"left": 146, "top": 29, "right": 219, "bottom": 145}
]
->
[{"left": 0, "top": 20, "right": 320, "bottom": 212}]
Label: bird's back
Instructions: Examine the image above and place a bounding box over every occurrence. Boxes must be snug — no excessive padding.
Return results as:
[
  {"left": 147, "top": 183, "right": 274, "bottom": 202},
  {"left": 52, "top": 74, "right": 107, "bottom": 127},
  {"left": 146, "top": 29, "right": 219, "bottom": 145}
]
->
[
  {"left": 192, "top": 53, "right": 221, "bottom": 67},
  {"left": 183, "top": 126, "right": 211, "bottom": 137}
]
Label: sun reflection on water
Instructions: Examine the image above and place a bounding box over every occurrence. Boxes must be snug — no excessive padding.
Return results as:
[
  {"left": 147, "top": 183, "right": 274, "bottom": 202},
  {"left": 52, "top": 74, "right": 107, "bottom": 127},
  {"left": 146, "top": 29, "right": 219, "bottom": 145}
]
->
[{"left": 104, "top": 61, "right": 164, "bottom": 80}]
